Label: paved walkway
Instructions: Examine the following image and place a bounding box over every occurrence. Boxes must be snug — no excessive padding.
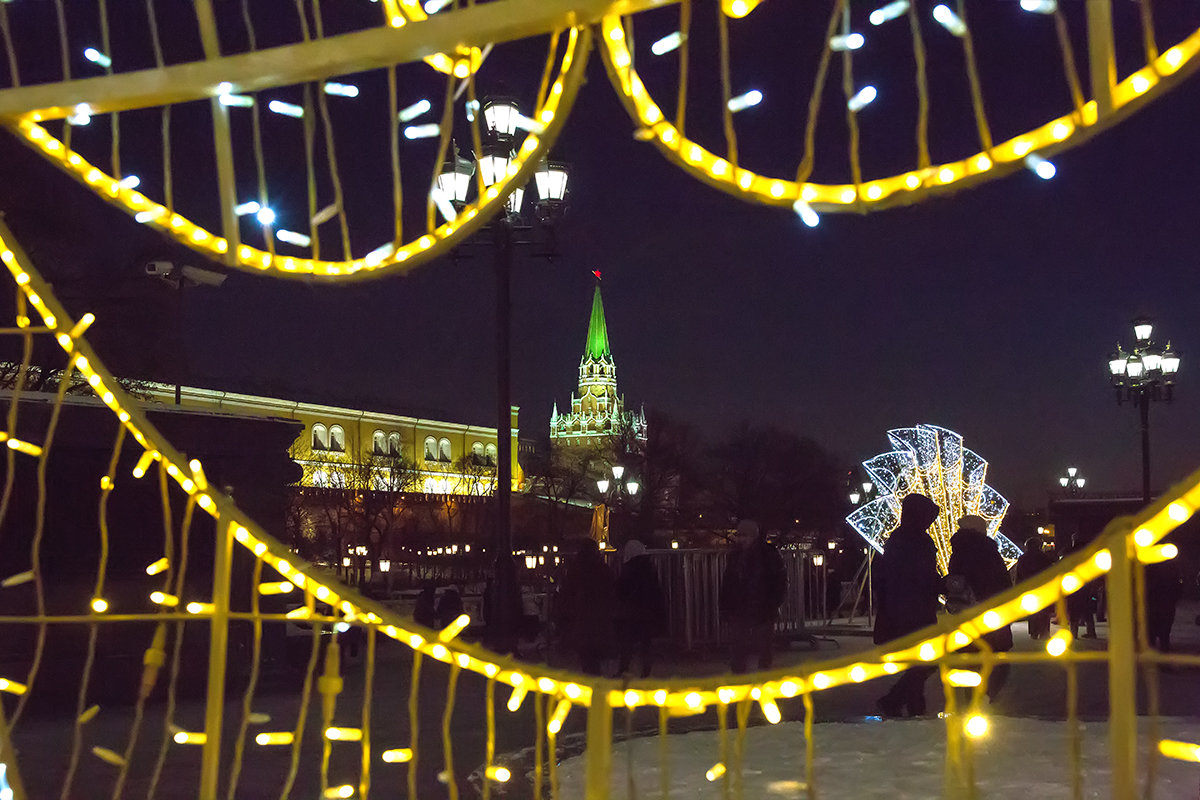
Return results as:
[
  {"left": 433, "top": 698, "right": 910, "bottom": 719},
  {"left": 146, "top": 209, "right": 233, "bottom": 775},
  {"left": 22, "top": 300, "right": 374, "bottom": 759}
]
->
[{"left": 8, "top": 601, "right": 1200, "bottom": 799}]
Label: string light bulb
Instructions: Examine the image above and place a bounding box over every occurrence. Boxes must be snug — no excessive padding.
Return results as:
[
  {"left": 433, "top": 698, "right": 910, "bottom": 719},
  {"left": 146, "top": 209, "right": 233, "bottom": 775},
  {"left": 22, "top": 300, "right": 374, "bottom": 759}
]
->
[
  {"left": 932, "top": 5, "right": 966, "bottom": 36},
  {"left": 652, "top": 32, "right": 685, "bottom": 56},
  {"left": 847, "top": 85, "right": 878, "bottom": 112},
  {"left": 830, "top": 33, "right": 865, "bottom": 51},
  {"left": 1024, "top": 154, "right": 1056, "bottom": 180},
  {"left": 83, "top": 47, "right": 112, "bottom": 68},
  {"left": 869, "top": 0, "right": 909, "bottom": 26},
  {"left": 727, "top": 90, "right": 763, "bottom": 113}
]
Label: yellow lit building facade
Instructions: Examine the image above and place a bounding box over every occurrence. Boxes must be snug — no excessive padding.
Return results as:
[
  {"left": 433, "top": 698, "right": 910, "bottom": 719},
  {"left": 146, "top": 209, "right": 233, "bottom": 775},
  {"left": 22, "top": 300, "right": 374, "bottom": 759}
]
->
[{"left": 142, "top": 385, "right": 522, "bottom": 495}]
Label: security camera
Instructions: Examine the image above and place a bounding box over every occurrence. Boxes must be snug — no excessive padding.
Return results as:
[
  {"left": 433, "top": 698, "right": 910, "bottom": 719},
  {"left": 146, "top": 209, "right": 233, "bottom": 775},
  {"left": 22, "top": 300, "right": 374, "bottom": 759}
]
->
[
  {"left": 145, "top": 260, "right": 175, "bottom": 277},
  {"left": 180, "top": 265, "right": 227, "bottom": 288}
]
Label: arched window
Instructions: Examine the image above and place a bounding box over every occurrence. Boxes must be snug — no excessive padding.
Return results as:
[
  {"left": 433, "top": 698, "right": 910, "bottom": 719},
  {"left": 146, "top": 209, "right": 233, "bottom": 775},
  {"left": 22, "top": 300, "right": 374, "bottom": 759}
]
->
[
  {"left": 485, "top": 443, "right": 497, "bottom": 466},
  {"left": 424, "top": 436, "right": 438, "bottom": 461},
  {"left": 471, "top": 441, "right": 484, "bottom": 464},
  {"left": 387, "top": 433, "right": 402, "bottom": 457},
  {"left": 329, "top": 425, "right": 345, "bottom": 453},
  {"left": 438, "top": 438, "right": 452, "bottom": 462},
  {"left": 372, "top": 430, "right": 386, "bottom": 455},
  {"left": 311, "top": 423, "right": 328, "bottom": 451}
]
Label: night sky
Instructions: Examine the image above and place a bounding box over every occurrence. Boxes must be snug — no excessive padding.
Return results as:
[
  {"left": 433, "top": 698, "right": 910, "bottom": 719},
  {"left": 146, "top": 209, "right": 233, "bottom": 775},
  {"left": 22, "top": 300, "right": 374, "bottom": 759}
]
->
[{"left": 1, "top": 2, "right": 1198, "bottom": 510}]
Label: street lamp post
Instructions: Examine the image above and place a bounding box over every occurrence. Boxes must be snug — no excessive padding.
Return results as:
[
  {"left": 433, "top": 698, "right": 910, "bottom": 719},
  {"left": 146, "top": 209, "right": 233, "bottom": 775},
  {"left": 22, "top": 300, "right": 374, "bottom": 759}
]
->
[
  {"left": 1058, "top": 466, "right": 1086, "bottom": 494},
  {"left": 597, "top": 463, "right": 640, "bottom": 546},
  {"left": 438, "top": 99, "right": 571, "bottom": 559},
  {"left": 1107, "top": 317, "right": 1181, "bottom": 502}
]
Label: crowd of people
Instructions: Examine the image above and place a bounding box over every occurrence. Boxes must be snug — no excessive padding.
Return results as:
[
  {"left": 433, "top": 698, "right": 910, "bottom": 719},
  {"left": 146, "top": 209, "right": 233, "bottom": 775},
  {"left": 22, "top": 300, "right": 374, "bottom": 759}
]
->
[{"left": 872, "top": 493, "right": 1187, "bottom": 718}]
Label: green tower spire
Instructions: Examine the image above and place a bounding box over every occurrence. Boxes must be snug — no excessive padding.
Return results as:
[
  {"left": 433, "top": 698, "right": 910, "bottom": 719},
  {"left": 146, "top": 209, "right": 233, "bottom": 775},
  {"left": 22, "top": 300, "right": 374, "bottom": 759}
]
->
[{"left": 585, "top": 283, "right": 611, "bottom": 361}]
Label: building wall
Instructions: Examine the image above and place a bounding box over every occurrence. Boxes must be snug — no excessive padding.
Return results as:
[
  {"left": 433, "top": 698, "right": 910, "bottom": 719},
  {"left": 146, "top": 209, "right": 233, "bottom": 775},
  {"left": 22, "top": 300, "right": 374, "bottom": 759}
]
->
[{"left": 141, "top": 386, "right": 522, "bottom": 495}]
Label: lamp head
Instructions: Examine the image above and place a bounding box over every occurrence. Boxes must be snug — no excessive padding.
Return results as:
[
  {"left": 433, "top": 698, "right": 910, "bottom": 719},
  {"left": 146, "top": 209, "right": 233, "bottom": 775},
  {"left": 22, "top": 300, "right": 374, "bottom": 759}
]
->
[{"left": 1133, "top": 317, "right": 1153, "bottom": 343}]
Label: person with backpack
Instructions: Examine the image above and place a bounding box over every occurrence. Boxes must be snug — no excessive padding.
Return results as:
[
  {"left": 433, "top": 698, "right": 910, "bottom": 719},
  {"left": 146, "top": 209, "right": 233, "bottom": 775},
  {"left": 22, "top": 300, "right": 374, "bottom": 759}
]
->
[
  {"left": 873, "top": 494, "right": 941, "bottom": 717},
  {"left": 946, "top": 515, "right": 1014, "bottom": 702}
]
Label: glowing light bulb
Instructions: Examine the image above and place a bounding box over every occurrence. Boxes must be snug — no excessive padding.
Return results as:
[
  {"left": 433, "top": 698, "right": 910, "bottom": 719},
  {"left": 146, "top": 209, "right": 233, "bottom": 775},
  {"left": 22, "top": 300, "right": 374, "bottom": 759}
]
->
[
  {"left": 118, "top": 175, "right": 140, "bottom": 189},
  {"left": 219, "top": 94, "right": 255, "bottom": 108},
  {"left": 424, "top": 0, "right": 452, "bottom": 11},
  {"left": 1020, "top": 0, "right": 1056, "bottom": 12},
  {"left": 948, "top": 670, "right": 982, "bottom": 687},
  {"left": 90, "top": 598, "right": 109, "bottom": 613},
  {"left": 933, "top": 4, "right": 966, "bottom": 36},
  {"left": 652, "top": 31, "right": 685, "bottom": 56},
  {"left": 964, "top": 714, "right": 989, "bottom": 738},
  {"left": 1024, "top": 154, "right": 1056, "bottom": 180},
  {"left": 323, "top": 82, "right": 359, "bottom": 98},
  {"left": 83, "top": 47, "right": 112, "bottom": 68},
  {"left": 1046, "top": 631, "right": 1070, "bottom": 656},
  {"left": 398, "top": 99, "right": 432, "bottom": 122},
  {"left": 276, "top": 230, "right": 311, "bottom": 248},
  {"left": 793, "top": 199, "right": 820, "bottom": 228},
  {"left": 830, "top": 33, "right": 865, "bottom": 51},
  {"left": 268, "top": 100, "right": 304, "bottom": 118},
  {"left": 847, "top": 85, "right": 877, "bottom": 112},
  {"left": 486, "top": 766, "right": 511, "bottom": 782},
  {"left": 727, "top": 90, "right": 763, "bottom": 113},
  {"left": 382, "top": 748, "right": 413, "bottom": 762},
  {"left": 1134, "top": 529, "right": 1155, "bottom": 547},
  {"left": 1168, "top": 503, "right": 1191, "bottom": 522},
  {"left": 706, "top": 763, "right": 727, "bottom": 781},
  {"left": 404, "top": 124, "right": 441, "bottom": 139},
  {"left": 255, "top": 207, "right": 277, "bottom": 226},
  {"left": 870, "top": 0, "right": 909, "bottom": 26},
  {"left": 1094, "top": 550, "right": 1112, "bottom": 571}
]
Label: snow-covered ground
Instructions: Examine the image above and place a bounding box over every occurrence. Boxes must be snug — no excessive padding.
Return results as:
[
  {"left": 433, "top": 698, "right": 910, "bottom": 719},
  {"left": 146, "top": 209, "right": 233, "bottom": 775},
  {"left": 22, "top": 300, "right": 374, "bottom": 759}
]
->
[{"left": 557, "top": 717, "right": 1200, "bottom": 798}]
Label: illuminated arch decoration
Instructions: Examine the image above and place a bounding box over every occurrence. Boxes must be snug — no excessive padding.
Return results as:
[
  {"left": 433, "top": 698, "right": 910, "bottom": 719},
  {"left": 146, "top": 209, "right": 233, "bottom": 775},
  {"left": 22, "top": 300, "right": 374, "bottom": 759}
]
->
[
  {"left": 599, "top": 4, "right": 1200, "bottom": 221},
  {"left": 2, "top": 222, "right": 1199, "bottom": 797},
  {"left": 0, "top": 4, "right": 590, "bottom": 281},
  {"left": 848, "top": 424, "right": 1022, "bottom": 574}
]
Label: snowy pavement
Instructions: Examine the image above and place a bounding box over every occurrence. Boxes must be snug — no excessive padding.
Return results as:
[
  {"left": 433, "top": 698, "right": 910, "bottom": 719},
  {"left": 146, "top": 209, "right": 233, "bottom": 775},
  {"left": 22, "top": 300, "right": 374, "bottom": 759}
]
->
[{"left": 557, "top": 716, "right": 1200, "bottom": 799}]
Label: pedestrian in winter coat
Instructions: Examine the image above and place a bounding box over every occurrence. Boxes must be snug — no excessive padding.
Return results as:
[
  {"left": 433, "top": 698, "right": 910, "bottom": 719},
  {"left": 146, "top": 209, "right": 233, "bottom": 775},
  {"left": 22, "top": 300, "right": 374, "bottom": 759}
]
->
[
  {"left": 615, "top": 540, "right": 667, "bottom": 677},
  {"left": 436, "top": 585, "right": 464, "bottom": 631},
  {"left": 559, "top": 539, "right": 616, "bottom": 675},
  {"left": 874, "top": 493, "right": 940, "bottom": 717},
  {"left": 1064, "top": 534, "right": 1098, "bottom": 638},
  {"left": 947, "top": 515, "right": 1014, "bottom": 701},
  {"left": 719, "top": 520, "right": 787, "bottom": 673},
  {"left": 1145, "top": 555, "right": 1184, "bottom": 652},
  {"left": 414, "top": 582, "right": 438, "bottom": 629},
  {"left": 483, "top": 555, "right": 523, "bottom": 656},
  {"left": 1016, "top": 537, "right": 1053, "bottom": 639}
]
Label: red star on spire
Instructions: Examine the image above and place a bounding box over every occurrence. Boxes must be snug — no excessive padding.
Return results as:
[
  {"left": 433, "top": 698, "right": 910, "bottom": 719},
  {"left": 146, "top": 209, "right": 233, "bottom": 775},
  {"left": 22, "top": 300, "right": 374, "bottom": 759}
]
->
[{"left": 592, "top": 270, "right": 602, "bottom": 281}]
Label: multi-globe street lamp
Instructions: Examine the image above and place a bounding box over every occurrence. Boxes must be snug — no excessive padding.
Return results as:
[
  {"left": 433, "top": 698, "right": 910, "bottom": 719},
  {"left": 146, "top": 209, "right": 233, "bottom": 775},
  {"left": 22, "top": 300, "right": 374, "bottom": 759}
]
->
[
  {"left": 437, "top": 97, "right": 570, "bottom": 560},
  {"left": 597, "top": 464, "right": 640, "bottom": 547},
  {"left": 1107, "top": 317, "right": 1181, "bottom": 502},
  {"left": 1058, "top": 466, "right": 1086, "bottom": 493}
]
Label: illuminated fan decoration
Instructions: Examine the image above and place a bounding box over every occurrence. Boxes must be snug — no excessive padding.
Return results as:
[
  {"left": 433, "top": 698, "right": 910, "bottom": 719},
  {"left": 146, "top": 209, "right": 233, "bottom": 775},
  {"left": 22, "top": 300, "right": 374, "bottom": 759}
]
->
[{"left": 847, "top": 424, "right": 1022, "bottom": 574}]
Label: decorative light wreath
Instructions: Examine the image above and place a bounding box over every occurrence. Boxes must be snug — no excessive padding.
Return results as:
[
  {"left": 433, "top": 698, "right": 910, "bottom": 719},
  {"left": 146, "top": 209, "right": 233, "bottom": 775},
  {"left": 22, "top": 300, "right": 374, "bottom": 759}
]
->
[
  {"left": 599, "top": 8, "right": 1200, "bottom": 220},
  {"left": 2, "top": 19, "right": 589, "bottom": 282}
]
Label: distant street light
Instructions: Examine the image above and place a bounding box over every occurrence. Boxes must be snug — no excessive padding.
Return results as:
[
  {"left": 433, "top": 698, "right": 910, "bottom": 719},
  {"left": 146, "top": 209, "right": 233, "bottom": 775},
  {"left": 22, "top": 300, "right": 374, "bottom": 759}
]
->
[
  {"left": 1108, "top": 317, "right": 1181, "bottom": 502},
  {"left": 1058, "top": 466, "right": 1086, "bottom": 493}
]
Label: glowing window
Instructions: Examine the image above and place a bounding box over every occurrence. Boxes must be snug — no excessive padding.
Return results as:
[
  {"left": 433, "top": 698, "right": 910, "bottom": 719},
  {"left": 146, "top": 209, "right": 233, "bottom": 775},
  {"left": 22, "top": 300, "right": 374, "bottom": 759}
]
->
[
  {"left": 388, "top": 433, "right": 401, "bottom": 456},
  {"left": 372, "top": 430, "right": 386, "bottom": 455},
  {"left": 424, "top": 437, "right": 438, "bottom": 461},
  {"left": 312, "top": 468, "right": 329, "bottom": 487},
  {"left": 312, "top": 424, "right": 328, "bottom": 451},
  {"left": 329, "top": 426, "right": 345, "bottom": 453},
  {"left": 439, "top": 438, "right": 452, "bottom": 462},
  {"left": 471, "top": 441, "right": 484, "bottom": 464},
  {"left": 485, "top": 443, "right": 497, "bottom": 466}
]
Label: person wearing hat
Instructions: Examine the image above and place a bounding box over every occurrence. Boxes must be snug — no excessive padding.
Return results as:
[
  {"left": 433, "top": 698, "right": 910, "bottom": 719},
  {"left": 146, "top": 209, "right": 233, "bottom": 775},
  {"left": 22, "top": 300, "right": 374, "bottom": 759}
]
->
[
  {"left": 947, "top": 514, "right": 1014, "bottom": 702},
  {"left": 1016, "top": 537, "right": 1054, "bottom": 639}
]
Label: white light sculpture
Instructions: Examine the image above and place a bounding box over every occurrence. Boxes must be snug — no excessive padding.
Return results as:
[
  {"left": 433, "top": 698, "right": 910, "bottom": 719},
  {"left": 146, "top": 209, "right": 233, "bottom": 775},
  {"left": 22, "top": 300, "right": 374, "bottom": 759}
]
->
[{"left": 845, "top": 424, "right": 1022, "bottom": 574}]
